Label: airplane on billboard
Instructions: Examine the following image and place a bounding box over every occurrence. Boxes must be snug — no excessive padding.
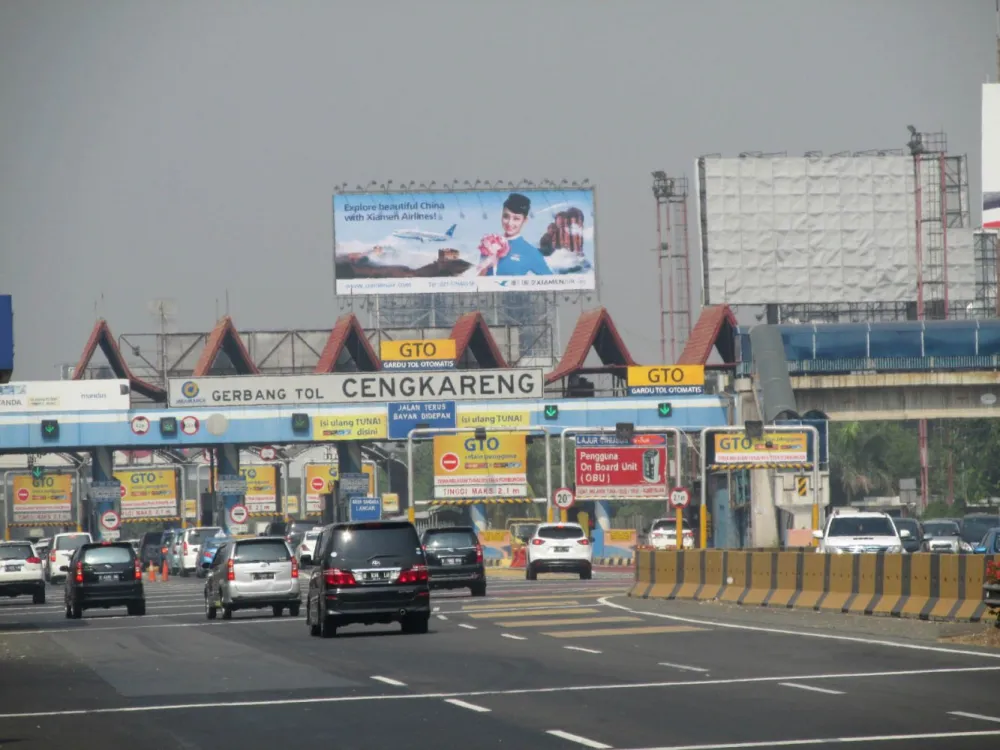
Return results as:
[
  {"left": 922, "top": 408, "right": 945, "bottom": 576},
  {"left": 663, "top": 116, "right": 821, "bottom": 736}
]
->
[{"left": 391, "top": 224, "right": 457, "bottom": 243}]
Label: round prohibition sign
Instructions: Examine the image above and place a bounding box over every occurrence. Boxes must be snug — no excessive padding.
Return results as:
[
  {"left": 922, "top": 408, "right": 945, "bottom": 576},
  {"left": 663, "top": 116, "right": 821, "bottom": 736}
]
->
[
  {"left": 100, "top": 510, "right": 120, "bottom": 531},
  {"left": 439, "top": 452, "right": 460, "bottom": 472},
  {"left": 310, "top": 477, "right": 327, "bottom": 492},
  {"left": 229, "top": 504, "right": 249, "bottom": 525},
  {"left": 669, "top": 487, "right": 691, "bottom": 509},
  {"left": 553, "top": 487, "right": 575, "bottom": 510}
]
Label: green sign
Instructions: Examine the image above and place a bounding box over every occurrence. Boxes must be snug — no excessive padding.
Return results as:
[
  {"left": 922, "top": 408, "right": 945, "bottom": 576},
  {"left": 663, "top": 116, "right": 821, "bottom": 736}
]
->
[
  {"left": 291, "top": 413, "right": 310, "bottom": 433},
  {"left": 31, "top": 466, "right": 43, "bottom": 480},
  {"left": 41, "top": 420, "right": 59, "bottom": 438},
  {"left": 543, "top": 405, "right": 559, "bottom": 420},
  {"left": 658, "top": 402, "right": 673, "bottom": 418},
  {"left": 160, "top": 416, "right": 178, "bottom": 436}
]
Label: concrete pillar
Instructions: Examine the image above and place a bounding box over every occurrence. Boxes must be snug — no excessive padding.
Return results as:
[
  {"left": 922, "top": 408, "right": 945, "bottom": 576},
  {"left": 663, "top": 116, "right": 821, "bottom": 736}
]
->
[
  {"left": 750, "top": 469, "right": 780, "bottom": 548},
  {"left": 217, "top": 445, "right": 243, "bottom": 534},
  {"left": 90, "top": 448, "right": 119, "bottom": 542},
  {"left": 469, "top": 505, "right": 488, "bottom": 532}
]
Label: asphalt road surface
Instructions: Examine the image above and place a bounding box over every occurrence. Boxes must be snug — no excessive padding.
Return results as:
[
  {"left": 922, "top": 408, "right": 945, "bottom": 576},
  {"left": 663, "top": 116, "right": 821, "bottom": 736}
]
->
[{"left": 1, "top": 567, "right": 1000, "bottom": 749}]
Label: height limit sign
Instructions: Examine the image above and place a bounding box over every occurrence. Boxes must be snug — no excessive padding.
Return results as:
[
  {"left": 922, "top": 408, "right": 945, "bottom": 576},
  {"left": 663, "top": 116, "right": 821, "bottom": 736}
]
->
[{"left": 669, "top": 487, "right": 691, "bottom": 509}]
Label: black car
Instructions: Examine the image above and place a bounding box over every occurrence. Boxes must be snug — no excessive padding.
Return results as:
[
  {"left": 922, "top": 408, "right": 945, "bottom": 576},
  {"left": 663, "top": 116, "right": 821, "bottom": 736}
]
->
[
  {"left": 63, "top": 541, "right": 146, "bottom": 619},
  {"left": 893, "top": 517, "right": 923, "bottom": 554},
  {"left": 265, "top": 520, "right": 318, "bottom": 551},
  {"left": 138, "top": 530, "right": 165, "bottom": 568},
  {"left": 420, "top": 526, "right": 486, "bottom": 597},
  {"left": 305, "top": 521, "right": 430, "bottom": 638}
]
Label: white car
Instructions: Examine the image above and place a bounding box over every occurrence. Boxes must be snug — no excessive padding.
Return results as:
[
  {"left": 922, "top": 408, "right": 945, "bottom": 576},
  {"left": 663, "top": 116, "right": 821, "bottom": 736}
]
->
[
  {"left": 0, "top": 541, "right": 45, "bottom": 604},
  {"left": 648, "top": 518, "right": 694, "bottom": 550},
  {"left": 813, "top": 509, "right": 910, "bottom": 554},
  {"left": 526, "top": 522, "right": 593, "bottom": 580},
  {"left": 47, "top": 532, "right": 93, "bottom": 583},
  {"left": 296, "top": 530, "right": 321, "bottom": 566},
  {"left": 179, "top": 527, "right": 223, "bottom": 576}
]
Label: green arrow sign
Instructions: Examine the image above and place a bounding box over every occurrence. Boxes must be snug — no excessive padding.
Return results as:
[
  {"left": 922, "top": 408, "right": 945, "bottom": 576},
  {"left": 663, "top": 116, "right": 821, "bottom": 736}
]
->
[
  {"left": 543, "top": 405, "right": 559, "bottom": 420},
  {"left": 31, "top": 466, "right": 43, "bottom": 480},
  {"left": 658, "top": 402, "right": 673, "bottom": 418}
]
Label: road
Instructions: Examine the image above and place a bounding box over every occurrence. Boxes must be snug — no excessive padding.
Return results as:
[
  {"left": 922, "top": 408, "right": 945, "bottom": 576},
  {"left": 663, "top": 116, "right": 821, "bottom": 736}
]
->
[{"left": 1, "top": 567, "right": 1000, "bottom": 749}]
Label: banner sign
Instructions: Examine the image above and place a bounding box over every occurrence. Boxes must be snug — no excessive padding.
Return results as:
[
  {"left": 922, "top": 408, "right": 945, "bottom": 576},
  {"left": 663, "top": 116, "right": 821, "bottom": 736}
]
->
[
  {"left": 380, "top": 339, "right": 456, "bottom": 371},
  {"left": 215, "top": 476, "right": 247, "bottom": 495},
  {"left": 114, "top": 469, "right": 178, "bottom": 520},
  {"left": 387, "top": 401, "right": 456, "bottom": 440},
  {"left": 12, "top": 474, "right": 73, "bottom": 524},
  {"left": 89, "top": 481, "right": 122, "bottom": 501},
  {"left": 712, "top": 432, "right": 809, "bottom": 465},
  {"left": 349, "top": 496, "right": 382, "bottom": 522},
  {"left": 339, "top": 473, "right": 370, "bottom": 498},
  {"left": 432, "top": 433, "right": 528, "bottom": 499},
  {"left": 313, "top": 413, "right": 387, "bottom": 441},
  {"left": 213, "top": 467, "right": 277, "bottom": 513},
  {"left": 305, "top": 464, "right": 339, "bottom": 515},
  {"left": 168, "top": 369, "right": 544, "bottom": 407},
  {"left": 0, "top": 380, "right": 131, "bottom": 413},
  {"left": 333, "top": 188, "right": 597, "bottom": 295},
  {"left": 575, "top": 433, "right": 669, "bottom": 500},
  {"left": 626, "top": 366, "right": 705, "bottom": 396}
]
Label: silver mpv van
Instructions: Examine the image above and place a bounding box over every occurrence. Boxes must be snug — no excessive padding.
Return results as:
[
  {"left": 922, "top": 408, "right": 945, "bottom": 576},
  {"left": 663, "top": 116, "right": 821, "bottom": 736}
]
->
[{"left": 204, "top": 537, "right": 301, "bottom": 620}]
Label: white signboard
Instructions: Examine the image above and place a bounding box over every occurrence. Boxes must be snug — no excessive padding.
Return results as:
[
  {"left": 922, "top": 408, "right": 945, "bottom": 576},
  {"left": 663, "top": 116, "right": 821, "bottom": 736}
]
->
[
  {"left": 984, "top": 84, "right": 1000, "bottom": 231},
  {"left": 0, "top": 380, "right": 131, "bottom": 413},
  {"left": 168, "top": 369, "right": 545, "bottom": 408}
]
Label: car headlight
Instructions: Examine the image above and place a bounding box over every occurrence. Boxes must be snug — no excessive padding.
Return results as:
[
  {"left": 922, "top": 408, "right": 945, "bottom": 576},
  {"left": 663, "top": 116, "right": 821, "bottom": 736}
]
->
[
  {"left": 832, "top": 547, "right": 847, "bottom": 554},
  {"left": 961, "top": 542, "right": 973, "bottom": 552},
  {"left": 885, "top": 545, "right": 902, "bottom": 553}
]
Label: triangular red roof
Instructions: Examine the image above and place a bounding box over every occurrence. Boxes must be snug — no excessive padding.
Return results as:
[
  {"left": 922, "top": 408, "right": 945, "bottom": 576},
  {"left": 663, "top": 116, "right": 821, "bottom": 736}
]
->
[
  {"left": 314, "top": 314, "right": 381, "bottom": 372},
  {"left": 192, "top": 316, "right": 259, "bottom": 376},
  {"left": 546, "top": 307, "right": 635, "bottom": 384},
  {"left": 678, "top": 305, "right": 738, "bottom": 365},
  {"left": 451, "top": 312, "right": 508, "bottom": 369},
  {"left": 73, "top": 319, "right": 166, "bottom": 401}
]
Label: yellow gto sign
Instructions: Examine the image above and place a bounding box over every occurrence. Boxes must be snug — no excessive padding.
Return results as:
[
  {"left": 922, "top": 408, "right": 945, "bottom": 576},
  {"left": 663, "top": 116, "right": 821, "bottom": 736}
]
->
[
  {"left": 627, "top": 365, "right": 705, "bottom": 395},
  {"left": 713, "top": 432, "right": 808, "bottom": 465},
  {"left": 380, "top": 339, "right": 456, "bottom": 371}
]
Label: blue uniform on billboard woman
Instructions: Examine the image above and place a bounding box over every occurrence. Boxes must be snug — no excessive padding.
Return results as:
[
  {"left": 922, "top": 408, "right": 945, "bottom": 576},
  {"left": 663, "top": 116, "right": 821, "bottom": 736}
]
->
[{"left": 482, "top": 193, "right": 553, "bottom": 276}]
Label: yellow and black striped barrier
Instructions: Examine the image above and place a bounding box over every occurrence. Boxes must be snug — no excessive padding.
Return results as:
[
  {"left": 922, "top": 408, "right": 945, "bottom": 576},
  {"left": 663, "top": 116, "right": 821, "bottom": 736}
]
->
[{"left": 629, "top": 550, "right": 998, "bottom": 623}]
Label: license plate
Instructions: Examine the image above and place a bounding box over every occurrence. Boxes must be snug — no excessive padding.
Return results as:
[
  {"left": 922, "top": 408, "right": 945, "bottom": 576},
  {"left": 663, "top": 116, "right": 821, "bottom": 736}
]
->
[
  {"left": 252, "top": 573, "right": 274, "bottom": 581},
  {"left": 99, "top": 574, "right": 117, "bottom": 582},
  {"left": 4, "top": 565, "right": 21, "bottom": 572},
  {"left": 553, "top": 547, "right": 569, "bottom": 553},
  {"left": 363, "top": 571, "right": 389, "bottom": 582},
  {"left": 443, "top": 558, "right": 462, "bottom": 566}
]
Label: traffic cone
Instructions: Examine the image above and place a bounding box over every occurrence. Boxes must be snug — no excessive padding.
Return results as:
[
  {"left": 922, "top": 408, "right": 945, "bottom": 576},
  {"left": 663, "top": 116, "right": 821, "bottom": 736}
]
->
[
  {"left": 161, "top": 561, "right": 169, "bottom": 581},
  {"left": 147, "top": 562, "right": 157, "bottom": 582}
]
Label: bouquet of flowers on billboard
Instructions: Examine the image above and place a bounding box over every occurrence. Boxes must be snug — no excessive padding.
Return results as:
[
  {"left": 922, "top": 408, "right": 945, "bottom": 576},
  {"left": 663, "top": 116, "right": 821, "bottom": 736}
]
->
[{"left": 477, "top": 234, "right": 510, "bottom": 276}]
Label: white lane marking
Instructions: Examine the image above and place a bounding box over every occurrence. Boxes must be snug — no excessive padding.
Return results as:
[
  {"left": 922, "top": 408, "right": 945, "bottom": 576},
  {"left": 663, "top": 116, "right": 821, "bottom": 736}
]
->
[
  {"left": 658, "top": 662, "right": 709, "bottom": 673},
  {"left": 500, "top": 633, "right": 526, "bottom": 641},
  {"left": 458, "top": 624, "right": 477, "bottom": 630},
  {"left": 370, "top": 676, "right": 407, "bottom": 687},
  {"left": 949, "top": 711, "right": 1000, "bottom": 724},
  {"left": 436, "top": 615, "right": 448, "bottom": 621},
  {"left": 609, "top": 729, "right": 1000, "bottom": 749},
  {"left": 564, "top": 646, "right": 602, "bottom": 654},
  {"left": 443, "top": 698, "right": 490, "bottom": 713},
  {"left": 546, "top": 729, "right": 612, "bottom": 748},
  {"left": 598, "top": 596, "right": 1000, "bottom": 660},
  {"left": 779, "top": 682, "right": 845, "bottom": 696},
  {"left": 447, "top": 603, "right": 590, "bottom": 615},
  {"left": 433, "top": 606, "right": 440, "bottom": 612},
  {"left": 2, "top": 666, "right": 998, "bottom": 720}
]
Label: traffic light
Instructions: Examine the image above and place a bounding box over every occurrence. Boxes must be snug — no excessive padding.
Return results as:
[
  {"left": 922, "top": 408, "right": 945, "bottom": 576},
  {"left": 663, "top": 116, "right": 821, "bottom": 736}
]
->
[
  {"left": 657, "top": 402, "right": 672, "bottom": 418},
  {"left": 615, "top": 422, "right": 635, "bottom": 443},
  {"left": 543, "top": 404, "right": 559, "bottom": 420},
  {"left": 31, "top": 465, "right": 43, "bottom": 480},
  {"left": 745, "top": 420, "right": 764, "bottom": 439},
  {"left": 159, "top": 416, "right": 178, "bottom": 436},
  {"left": 291, "top": 413, "right": 310, "bottom": 434},
  {"left": 474, "top": 427, "right": 487, "bottom": 441},
  {"left": 41, "top": 420, "right": 59, "bottom": 439}
]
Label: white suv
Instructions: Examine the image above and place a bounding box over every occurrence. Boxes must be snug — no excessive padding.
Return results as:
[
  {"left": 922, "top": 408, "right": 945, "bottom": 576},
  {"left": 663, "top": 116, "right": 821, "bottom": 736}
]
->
[
  {"left": 649, "top": 518, "right": 694, "bottom": 550},
  {"left": 813, "top": 509, "right": 910, "bottom": 554},
  {"left": 47, "top": 532, "right": 93, "bottom": 583},
  {"left": 0, "top": 541, "right": 45, "bottom": 604},
  {"left": 526, "top": 523, "right": 593, "bottom": 580},
  {"left": 179, "top": 527, "right": 223, "bottom": 576}
]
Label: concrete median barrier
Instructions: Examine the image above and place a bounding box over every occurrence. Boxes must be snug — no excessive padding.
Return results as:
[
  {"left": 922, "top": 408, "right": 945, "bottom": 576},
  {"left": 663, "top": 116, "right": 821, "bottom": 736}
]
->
[{"left": 628, "top": 549, "right": 998, "bottom": 623}]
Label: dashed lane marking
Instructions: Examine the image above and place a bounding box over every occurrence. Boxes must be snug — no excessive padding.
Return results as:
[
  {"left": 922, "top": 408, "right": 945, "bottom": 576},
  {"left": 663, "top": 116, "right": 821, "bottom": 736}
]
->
[
  {"left": 564, "top": 646, "right": 602, "bottom": 654},
  {"left": 467, "top": 608, "right": 600, "bottom": 619},
  {"left": 370, "top": 676, "right": 407, "bottom": 687},
  {"left": 779, "top": 682, "right": 845, "bottom": 696},
  {"left": 949, "top": 711, "right": 1000, "bottom": 724},
  {"left": 658, "top": 662, "right": 709, "bottom": 673},
  {"left": 500, "top": 633, "right": 527, "bottom": 641},
  {"left": 498, "top": 616, "right": 641, "bottom": 629},
  {"left": 443, "top": 699, "right": 491, "bottom": 713},
  {"left": 609, "top": 730, "right": 1000, "bottom": 749},
  {"left": 458, "top": 624, "right": 477, "bottom": 630},
  {"left": 543, "top": 625, "right": 707, "bottom": 638},
  {"left": 546, "top": 729, "right": 612, "bottom": 749}
]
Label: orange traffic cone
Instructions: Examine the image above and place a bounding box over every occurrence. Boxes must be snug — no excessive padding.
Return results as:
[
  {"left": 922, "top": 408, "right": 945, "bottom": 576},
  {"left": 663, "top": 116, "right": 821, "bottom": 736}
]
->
[
  {"left": 147, "top": 562, "right": 157, "bottom": 582},
  {"left": 161, "top": 561, "right": 169, "bottom": 581}
]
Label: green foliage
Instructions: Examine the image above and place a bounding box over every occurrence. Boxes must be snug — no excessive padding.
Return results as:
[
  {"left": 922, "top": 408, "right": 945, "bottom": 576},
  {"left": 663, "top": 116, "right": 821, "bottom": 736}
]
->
[
  {"left": 920, "top": 500, "right": 964, "bottom": 520},
  {"left": 829, "top": 421, "right": 918, "bottom": 506}
]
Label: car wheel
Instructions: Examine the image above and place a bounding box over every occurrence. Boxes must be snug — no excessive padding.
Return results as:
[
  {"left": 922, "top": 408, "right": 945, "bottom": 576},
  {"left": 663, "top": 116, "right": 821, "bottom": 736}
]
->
[
  {"left": 307, "top": 602, "right": 320, "bottom": 637},
  {"left": 222, "top": 605, "right": 233, "bottom": 621},
  {"left": 33, "top": 588, "right": 45, "bottom": 605},
  {"left": 579, "top": 569, "right": 592, "bottom": 580},
  {"left": 289, "top": 603, "right": 301, "bottom": 617},
  {"left": 272, "top": 605, "right": 283, "bottom": 617},
  {"left": 180, "top": 567, "right": 189, "bottom": 578},
  {"left": 470, "top": 582, "right": 487, "bottom": 597},
  {"left": 65, "top": 603, "right": 72, "bottom": 619},
  {"left": 205, "top": 597, "right": 217, "bottom": 620},
  {"left": 401, "top": 614, "right": 429, "bottom": 634},
  {"left": 320, "top": 615, "right": 337, "bottom": 638},
  {"left": 71, "top": 603, "right": 82, "bottom": 619},
  {"left": 526, "top": 563, "right": 537, "bottom": 581}
]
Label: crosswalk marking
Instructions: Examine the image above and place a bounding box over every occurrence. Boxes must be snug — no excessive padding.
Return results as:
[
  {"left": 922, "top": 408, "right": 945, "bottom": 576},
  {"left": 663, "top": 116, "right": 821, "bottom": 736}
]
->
[
  {"left": 467, "top": 608, "right": 600, "bottom": 620},
  {"left": 542, "top": 625, "right": 707, "bottom": 638},
  {"left": 496, "top": 616, "right": 641, "bottom": 628}
]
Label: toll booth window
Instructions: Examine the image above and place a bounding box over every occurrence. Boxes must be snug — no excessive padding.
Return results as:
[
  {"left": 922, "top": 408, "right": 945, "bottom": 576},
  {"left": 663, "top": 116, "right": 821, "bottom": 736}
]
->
[
  {"left": 83, "top": 546, "right": 132, "bottom": 565},
  {"left": 55, "top": 535, "right": 90, "bottom": 551},
  {"left": 233, "top": 540, "right": 291, "bottom": 563}
]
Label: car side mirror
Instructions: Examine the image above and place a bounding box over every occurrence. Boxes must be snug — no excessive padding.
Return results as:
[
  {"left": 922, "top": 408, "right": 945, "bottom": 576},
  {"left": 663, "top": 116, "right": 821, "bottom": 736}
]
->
[
  {"left": 812, "top": 530, "right": 824, "bottom": 540},
  {"left": 899, "top": 529, "right": 912, "bottom": 539},
  {"left": 59, "top": 565, "right": 69, "bottom": 572}
]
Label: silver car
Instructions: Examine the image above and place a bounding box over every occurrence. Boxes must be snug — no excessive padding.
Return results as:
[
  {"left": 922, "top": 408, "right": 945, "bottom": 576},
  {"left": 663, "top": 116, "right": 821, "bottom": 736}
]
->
[
  {"left": 203, "top": 537, "right": 301, "bottom": 620},
  {"left": 921, "top": 519, "right": 971, "bottom": 553}
]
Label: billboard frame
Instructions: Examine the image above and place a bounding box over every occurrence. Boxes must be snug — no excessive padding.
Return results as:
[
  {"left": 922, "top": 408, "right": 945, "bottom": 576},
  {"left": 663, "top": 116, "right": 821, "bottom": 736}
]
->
[{"left": 3, "top": 469, "right": 82, "bottom": 533}]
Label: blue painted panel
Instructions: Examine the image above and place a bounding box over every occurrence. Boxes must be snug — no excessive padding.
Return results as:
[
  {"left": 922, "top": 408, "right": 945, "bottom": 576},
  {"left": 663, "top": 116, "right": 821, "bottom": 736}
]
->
[
  {"left": 349, "top": 497, "right": 382, "bottom": 522},
  {"left": 0, "top": 296, "right": 11, "bottom": 371},
  {"left": 814, "top": 324, "right": 869, "bottom": 359},
  {"left": 387, "top": 401, "right": 456, "bottom": 440}
]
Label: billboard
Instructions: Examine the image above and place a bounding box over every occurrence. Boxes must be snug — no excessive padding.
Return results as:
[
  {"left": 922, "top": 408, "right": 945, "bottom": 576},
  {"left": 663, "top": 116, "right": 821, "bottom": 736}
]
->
[
  {"left": 380, "top": 339, "right": 456, "bottom": 371},
  {"left": 115, "top": 469, "right": 178, "bottom": 520},
  {"left": 11, "top": 474, "right": 73, "bottom": 524},
  {"left": 304, "top": 464, "right": 339, "bottom": 515},
  {"left": 711, "top": 432, "right": 809, "bottom": 466},
  {"left": 985, "top": 84, "right": 1000, "bottom": 230},
  {"left": 333, "top": 188, "right": 596, "bottom": 295},
  {"left": 168, "top": 369, "right": 544, "bottom": 408},
  {"left": 627, "top": 365, "right": 705, "bottom": 396},
  {"left": 432, "top": 433, "right": 528, "bottom": 499},
  {"left": 574, "top": 433, "right": 670, "bottom": 500},
  {"left": 213, "top": 466, "right": 278, "bottom": 514},
  {"left": 0, "top": 380, "right": 131, "bottom": 413},
  {"left": 697, "top": 155, "right": 975, "bottom": 305}
]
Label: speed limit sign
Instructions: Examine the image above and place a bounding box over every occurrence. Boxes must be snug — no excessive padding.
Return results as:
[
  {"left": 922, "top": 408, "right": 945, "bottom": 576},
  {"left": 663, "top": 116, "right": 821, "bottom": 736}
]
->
[
  {"left": 553, "top": 487, "right": 575, "bottom": 510},
  {"left": 669, "top": 487, "right": 691, "bottom": 509}
]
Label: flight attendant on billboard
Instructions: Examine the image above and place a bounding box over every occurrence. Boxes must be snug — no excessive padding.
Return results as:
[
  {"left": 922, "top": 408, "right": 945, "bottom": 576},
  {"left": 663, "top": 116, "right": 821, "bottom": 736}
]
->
[{"left": 478, "top": 193, "right": 553, "bottom": 276}]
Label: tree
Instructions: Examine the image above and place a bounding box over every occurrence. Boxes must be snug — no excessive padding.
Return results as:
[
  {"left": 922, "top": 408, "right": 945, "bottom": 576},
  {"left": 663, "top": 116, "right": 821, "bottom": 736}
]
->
[{"left": 828, "top": 421, "right": 918, "bottom": 506}]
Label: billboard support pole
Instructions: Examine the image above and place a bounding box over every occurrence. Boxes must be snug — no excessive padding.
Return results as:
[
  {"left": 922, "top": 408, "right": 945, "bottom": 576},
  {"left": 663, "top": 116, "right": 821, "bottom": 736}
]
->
[
  {"left": 406, "top": 426, "right": 553, "bottom": 523},
  {"left": 699, "top": 425, "right": 821, "bottom": 550}
]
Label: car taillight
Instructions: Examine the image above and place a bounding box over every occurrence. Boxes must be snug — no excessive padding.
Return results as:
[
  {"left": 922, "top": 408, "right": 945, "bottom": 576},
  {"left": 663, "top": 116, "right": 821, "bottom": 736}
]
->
[
  {"left": 531, "top": 539, "right": 545, "bottom": 545},
  {"left": 577, "top": 538, "right": 590, "bottom": 546},
  {"left": 324, "top": 568, "right": 357, "bottom": 586},
  {"left": 397, "top": 565, "right": 429, "bottom": 584},
  {"left": 49, "top": 552, "right": 56, "bottom": 562},
  {"left": 683, "top": 530, "right": 693, "bottom": 537},
  {"left": 26, "top": 557, "right": 40, "bottom": 564},
  {"left": 291, "top": 557, "right": 299, "bottom": 579},
  {"left": 134, "top": 560, "right": 142, "bottom": 580},
  {"left": 226, "top": 558, "right": 235, "bottom": 581},
  {"left": 161, "top": 547, "right": 167, "bottom": 555},
  {"left": 475, "top": 544, "right": 483, "bottom": 563},
  {"left": 183, "top": 542, "right": 189, "bottom": 554},
  {"left": 74, "top": 562, "right": 83, "bottom": 583}
]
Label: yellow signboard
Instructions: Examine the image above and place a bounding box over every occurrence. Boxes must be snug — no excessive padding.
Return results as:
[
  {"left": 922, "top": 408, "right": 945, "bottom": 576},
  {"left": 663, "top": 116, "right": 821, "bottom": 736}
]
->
[
  {"left": 184, "top": 499, "right": 197, "bottom": 519},
  {"left": 382, "top": 493, "right": 399, "bottom": 514},
  {"left": 380, "top": 339, "right": 456, "bottom": 362},
  {"left": 12, "top": 474, "right": 73, "bottom": 524},
  {"left": 304, "top": 464, "right": 338, "bottom": 515},
  {"left": 114, "top": 469, "right": 178, "bottom": 520},
  {"left": 362, "top": 463, "right": 377, "bottom": 495},
  {"left": 627, "top": 365, "right": 705, "bottom": 387},
  {"left": 286, "top": 495, "right": 300, "bottom": 515},
  {"left": 312, "top": 413, "right": 387, "bottom": 441},
  {"left": 456, "top": 410, "right": 531, "bottom": 429},
  {"left": 213, "top": 465, "right": 278, "bottom": 514},
  {"left": 432, "top": 433, "right": 528, "bottom": 499},
  {"left": 712, "top": 432, "right": 809, "bottom": 465}
]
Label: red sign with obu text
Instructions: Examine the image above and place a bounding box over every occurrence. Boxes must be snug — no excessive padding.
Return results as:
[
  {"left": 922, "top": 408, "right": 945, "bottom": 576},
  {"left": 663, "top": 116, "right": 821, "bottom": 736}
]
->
[{"left": 574, "top": 434, "right": 669, "bottom": 501}]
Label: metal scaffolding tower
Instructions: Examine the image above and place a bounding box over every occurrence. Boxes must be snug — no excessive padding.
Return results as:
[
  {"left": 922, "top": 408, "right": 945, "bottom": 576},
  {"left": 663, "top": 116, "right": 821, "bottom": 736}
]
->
[{"left": 651, "top": 171, "right": 693, "bottom": 362}]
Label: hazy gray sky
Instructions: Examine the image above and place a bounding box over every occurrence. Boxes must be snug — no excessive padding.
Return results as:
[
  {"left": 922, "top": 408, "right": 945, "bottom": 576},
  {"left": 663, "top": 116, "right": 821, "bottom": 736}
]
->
[{"left": 1, "top": 0, "right": 995, "bottom": 379}]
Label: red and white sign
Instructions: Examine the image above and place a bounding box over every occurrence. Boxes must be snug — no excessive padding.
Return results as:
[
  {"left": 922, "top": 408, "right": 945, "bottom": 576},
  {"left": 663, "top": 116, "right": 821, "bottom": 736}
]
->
[
  {"left": 669, "top": 487, "right": 691, "bottom": 509},
  {"left": 575, "top": 445, "right": 669, "bottom": 501},
  {"left": 310, "top": 476, "right": 327, "bottom": 492},
  {"left": 16, "top": 488, "right": 29, "bottom": 502},
  {"left": 259, "top": 447, "right": 277, "bottom": 461},
  {"left": 100, "top": 510, "right": 121, "bottom": 531},
  {"left": 553, "top": 487, "right": 575, "bottom": 510},
  {"left": 181, "top": 416, "right": 200, "bottom": 436},
  {"left": 130, "top": 416, "right": 150, "bottom": 435},
  {"left": 120, "top": 484, "right": 127, "bottom": 498},
  {"left": 229, "top": 504, "right": 249, "bottom": 525},
  {"left": 439, "top": 453, "right": 460, "bottom": 472}
]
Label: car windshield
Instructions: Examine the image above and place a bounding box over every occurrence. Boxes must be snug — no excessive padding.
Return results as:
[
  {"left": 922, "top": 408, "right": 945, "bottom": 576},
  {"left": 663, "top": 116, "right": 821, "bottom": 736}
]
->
[
  {"left": 828, "top": 517, "right": 895, "bottom": 537},
  {"left": 423, "top": 531, "right": 478, "bottom": 548},
  {"left": 142, "top": 532, "right": 163, "bottom": 544},
  {"left": 234, "top": 540, "right": 290, "bottom": 563},
  {"left": 188, "top": 529, "right": 222, "bottom": 545},
  {"left": 923, "top": 521, "right": 960, "bottom": 537},
  {"left": 83, "top": 546, "right": 133, "bottom": 565},
  {"left": 329, "top": 525, "right": 421, "bottom": 567},
  {"left": 537, "top": 526, "right": 584, "bottom": 540},
  {"left": 962, "top": 517, "right": 1000, "bottom": 544},
  {"left": 55, "top": 535, "right": 90, "bottom": 551},
  {"left": 304, "top": 531, "right": 321, "bottom": 540},
  {"left": 894, "top": 519, "right": 919, "bottom": 536},
  {"left": 0, "top": 544, "right": 33, "bottom": 560}
]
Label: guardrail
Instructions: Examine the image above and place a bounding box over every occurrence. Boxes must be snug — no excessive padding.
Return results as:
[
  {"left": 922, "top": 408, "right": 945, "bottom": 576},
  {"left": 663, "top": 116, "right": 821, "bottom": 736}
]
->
[
  {"left": 735, "top": 356, "right": 1000, "bottom": 377},
  {"left": 629, "top": 550, "right": 998, "bottom": 623}
]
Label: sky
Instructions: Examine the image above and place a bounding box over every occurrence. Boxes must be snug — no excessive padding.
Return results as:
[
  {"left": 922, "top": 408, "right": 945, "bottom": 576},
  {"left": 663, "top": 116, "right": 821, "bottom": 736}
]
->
[{"left": 1, "top": 0, "right": 997, "bottom": 379}]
